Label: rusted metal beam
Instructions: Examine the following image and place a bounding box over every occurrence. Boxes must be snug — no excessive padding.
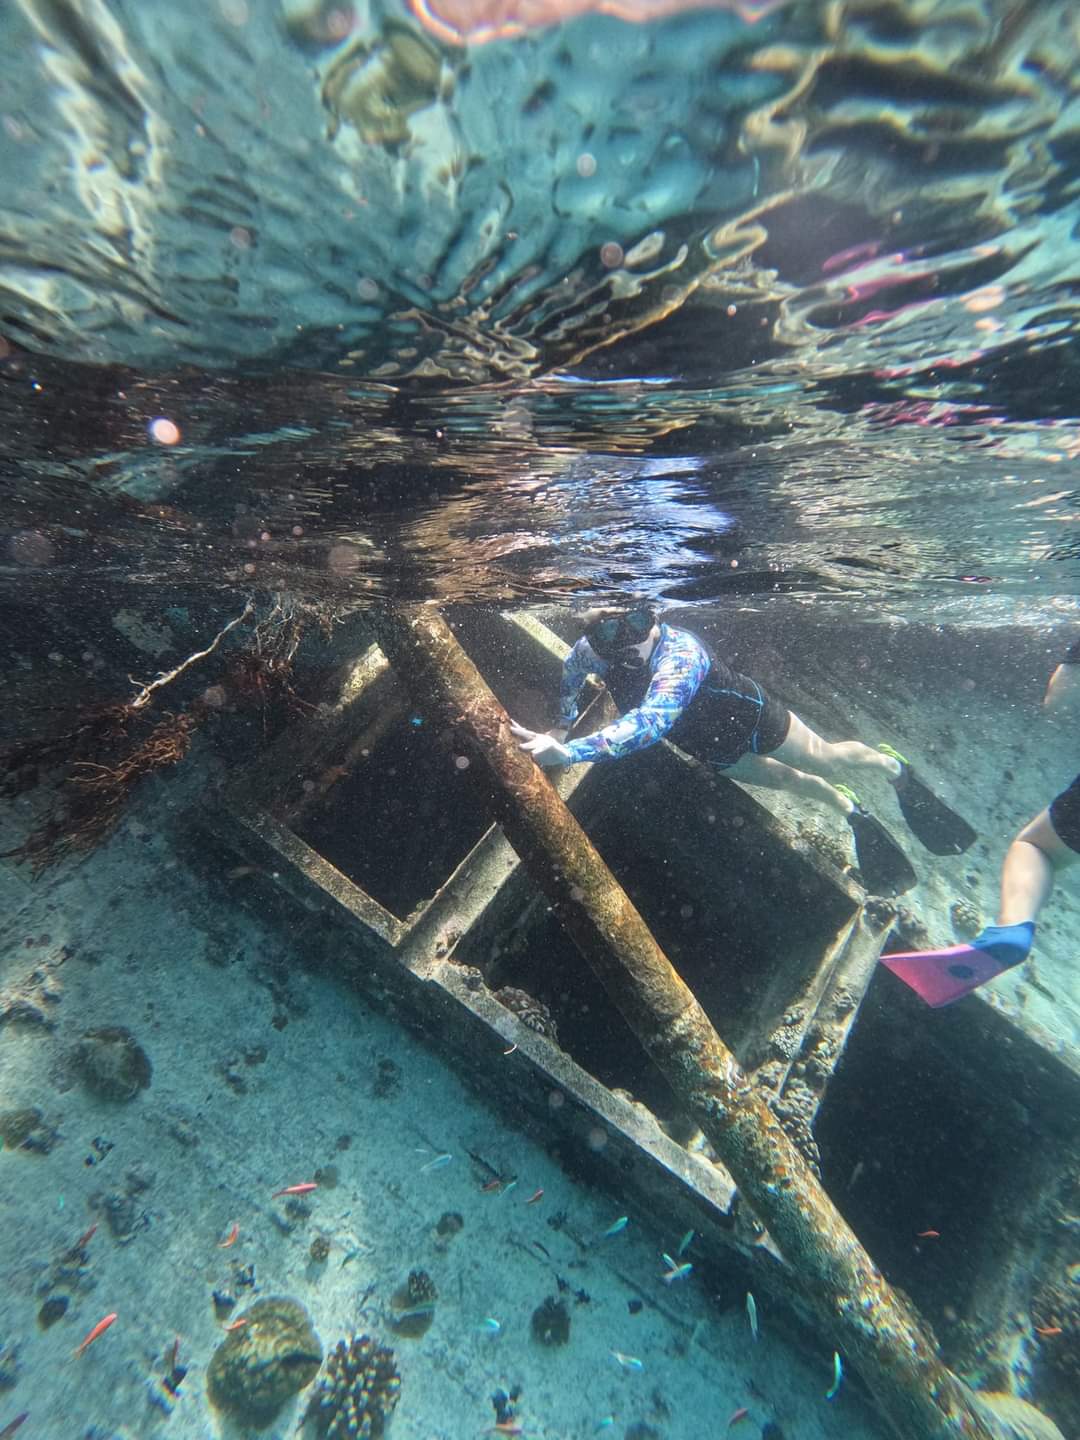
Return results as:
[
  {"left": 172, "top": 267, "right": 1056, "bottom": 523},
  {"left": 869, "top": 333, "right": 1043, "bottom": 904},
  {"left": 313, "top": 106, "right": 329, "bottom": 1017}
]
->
[{"left": 376, "top": 605, "right": 1060, "bottom": 1440}]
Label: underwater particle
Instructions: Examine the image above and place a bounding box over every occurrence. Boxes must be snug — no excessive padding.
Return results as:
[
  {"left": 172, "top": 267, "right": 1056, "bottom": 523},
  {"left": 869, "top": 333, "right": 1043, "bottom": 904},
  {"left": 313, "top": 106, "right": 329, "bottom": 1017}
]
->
[
  {"left": 548, "top": 1089, "right": 565, "bottom": 1110},
  {"left": 309, "top": 1235, "right": 331, "bottom": 1263},
  {"left": 74, "top": 1027, "right": 152, "bottom": 1102},
  {"left": 435, "top": 1211, "right": 464, "bottom": 1237},
  {"left": 576, "top": 151, "right": 597, "bottom": 177},
  {"left": 229, "top": 225, "right": 252, "bottom": 249},
  {"left": 7, "top": 529, "right": 55, "bottom": 567},
  {"left": 304, "top": 1334, "right": 401, "bottom": 1439},
  {"left": 531, "top": 1296, "right": 571, "bottom": 1347},
  {"left": 391, "top": 1270, "right": 438, "bottom": 1338},
  {"left": 206, "top": 1296, "right": 322, "bottom": 1427},
  {"left": 600, "top": 242, "right": 624, "bottom": 269},
  {"left": 357, "top": 277, "right": 379, "bottom": 301},
  {"left": 148, "top": 417, "right": 181, "bottom": 446},
  {"left": 37, "top": 1296, "right": 68, "bottom": 1329},
  {"left": 454, "top": 755, "right": 470, "bottom": 770},
  {"left": 586, "top": 1126, "right": 608, "bottom": 1152}
]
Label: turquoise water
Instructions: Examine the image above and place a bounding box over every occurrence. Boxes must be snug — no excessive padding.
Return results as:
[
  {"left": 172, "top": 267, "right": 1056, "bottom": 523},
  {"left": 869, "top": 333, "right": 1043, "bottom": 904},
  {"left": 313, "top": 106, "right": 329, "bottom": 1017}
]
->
[{"left": 1, "top": 3, "right": 1078, "bottom": 1439}]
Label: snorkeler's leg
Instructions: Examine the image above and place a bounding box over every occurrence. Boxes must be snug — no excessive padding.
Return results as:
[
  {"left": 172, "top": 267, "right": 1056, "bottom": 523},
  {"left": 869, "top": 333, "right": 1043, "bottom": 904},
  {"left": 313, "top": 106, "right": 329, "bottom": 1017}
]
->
[
  {"left": 726, "top": 752, "right": 916, "bottom": 895},
  {"left": 768, "top": 713, "right": 902, "bottom": 782},
  {"left": 997, "top": 808, "right": 1077, "bottom": 925},
  {"left": 880, "top": 806, "right": 1078, "bottom": 1004},
  {"left": 724, "top": 752, "right": 853, "bottom": 814}
]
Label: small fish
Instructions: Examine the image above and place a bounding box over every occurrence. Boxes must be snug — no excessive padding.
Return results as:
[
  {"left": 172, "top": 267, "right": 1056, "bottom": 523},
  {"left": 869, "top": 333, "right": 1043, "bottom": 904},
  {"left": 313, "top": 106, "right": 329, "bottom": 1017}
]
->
[
  {"left": 602, "top": 1216, "right": 629, "bottom": 1238},
  {"left": 223, "top": 1318, "right": 248, "bottom": 1332},
  {"left": 594, "top": 1419, "right": 615, "bottom": 1432},
  {"left": 481, "top": 1178, "right": 503, "bottom": 1193},
  {"left": 825, "top": 1350, "right": 843, "bottom": 1401},
  {"left": 677, "top": 1228, "right": 695, "bottom": 1256},
  {"left": 225, "top": 864, "right": 263, "bottom": 881},
  {"left": 218, "top": 1222, "right": 239, "bottom": 1248},
  {"left": 745, "top": 1292, "right": 758, "bottom": 1342},
  {"left": 73, "top": 1223, "right": 98, "bottom": 1251},
  {"left": 479, "top": 1317, "right": 501, "bottom": 1333},
  {"left": 503, "top": 1044, "right": 518, "bottom": 1056},
  {"left": 271, "top": 1182, "right": 318, "bottom": 1199},
  {"left": 0, "top": 1414, "right": 29, "bottom": 1440},
  {"left": 419, "top": 1153, "right": 452, "bottom": 1174},
  {"left": 73, "top": 1311, "right": 118, "bottom": 1358},
  {"left": 525, "top": 1188, "right": 544, "bottom": 1206},
  {"left": 610, "top": 1350, "right": 644, "bottom": 1371},
  {"left": 661, "top": 1260, "right": 693, "bottom": 1284},
  {"left": 726, "top": 1407, "right": 751, "bottom": 1430},
  {"left": 1035, "top": 1325, "right": 1062, "bottom": 1337},
  {"left": 170, "top": 1336, "right": 180, "bottom": 1372},
  {"left": 501, "top": 1180, "right": 518, "bottom": 1197},
  {"left": 917, "top": 1229, "right": 940, "bottom": 1239}
]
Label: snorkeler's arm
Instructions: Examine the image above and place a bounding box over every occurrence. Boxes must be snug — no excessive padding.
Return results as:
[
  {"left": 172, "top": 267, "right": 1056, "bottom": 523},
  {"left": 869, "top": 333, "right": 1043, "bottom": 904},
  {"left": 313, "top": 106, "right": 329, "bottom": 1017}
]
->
[
  {"left": 563, "top": 629, "right": 708, "bottom": 763},
  {"left": 557, "top": 638, "right": 606, "bottom": 731},
  {"left": 1044, "top": 637, "right": 1080, "bottom": 711}
]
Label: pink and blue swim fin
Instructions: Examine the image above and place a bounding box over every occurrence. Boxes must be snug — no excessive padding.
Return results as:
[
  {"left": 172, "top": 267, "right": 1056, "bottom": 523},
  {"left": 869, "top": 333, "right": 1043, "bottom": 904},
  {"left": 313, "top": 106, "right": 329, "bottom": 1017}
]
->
[{"left": 879, "top": 922, "right": 1034, "bottom": 1007}]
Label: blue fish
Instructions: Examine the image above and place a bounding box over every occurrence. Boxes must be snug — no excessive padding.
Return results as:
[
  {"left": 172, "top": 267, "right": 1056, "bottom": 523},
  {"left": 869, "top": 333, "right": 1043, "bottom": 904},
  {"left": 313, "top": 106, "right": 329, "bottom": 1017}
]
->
[{"left": 825, "top": 1351, "right": 843, "bottom": 1401}]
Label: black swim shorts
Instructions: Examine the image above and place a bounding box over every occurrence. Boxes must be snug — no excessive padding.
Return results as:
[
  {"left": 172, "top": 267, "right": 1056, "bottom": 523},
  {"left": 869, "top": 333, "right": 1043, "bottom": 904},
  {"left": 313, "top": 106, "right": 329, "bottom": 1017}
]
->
[
  {"left": 1049, "top": 773, "right": 1080, "bottom": 854},
  {"left": 673, "top": 659, "right": 791, "bottom": 769}
]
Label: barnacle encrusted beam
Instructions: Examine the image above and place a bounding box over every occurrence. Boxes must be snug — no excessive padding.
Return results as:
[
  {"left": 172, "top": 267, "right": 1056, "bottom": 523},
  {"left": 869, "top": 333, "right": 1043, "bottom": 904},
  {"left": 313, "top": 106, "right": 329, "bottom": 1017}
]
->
[{"left": 375, "top": 605, "right": 1061, "bottom": 1440}]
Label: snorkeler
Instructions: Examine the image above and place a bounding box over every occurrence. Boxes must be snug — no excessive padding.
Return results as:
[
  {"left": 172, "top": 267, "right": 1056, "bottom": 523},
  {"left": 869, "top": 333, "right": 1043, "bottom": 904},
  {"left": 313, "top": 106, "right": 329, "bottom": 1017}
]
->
[
  {"left": 510, "top": 604, "right": 975, "bottom": 898},
  {"left": 882, "top": 636, "right": 1080, "bottom": 1005}
]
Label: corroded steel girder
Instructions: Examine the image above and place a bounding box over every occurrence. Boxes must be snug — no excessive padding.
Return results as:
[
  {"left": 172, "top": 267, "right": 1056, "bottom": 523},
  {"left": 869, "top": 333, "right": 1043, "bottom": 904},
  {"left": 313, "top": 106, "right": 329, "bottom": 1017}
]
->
[{"left": 376, "top": 606, "right": 1058, "bottom": 1440}]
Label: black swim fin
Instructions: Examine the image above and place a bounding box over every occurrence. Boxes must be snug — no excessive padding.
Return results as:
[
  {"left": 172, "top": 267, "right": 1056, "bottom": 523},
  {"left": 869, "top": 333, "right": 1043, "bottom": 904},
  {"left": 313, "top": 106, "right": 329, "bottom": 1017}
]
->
[
  {"left": 890, "top": 761, "right": 977, "bottom": 856},
  {"left": 847, "top": 805, "right": 917, "bottom": 897}
]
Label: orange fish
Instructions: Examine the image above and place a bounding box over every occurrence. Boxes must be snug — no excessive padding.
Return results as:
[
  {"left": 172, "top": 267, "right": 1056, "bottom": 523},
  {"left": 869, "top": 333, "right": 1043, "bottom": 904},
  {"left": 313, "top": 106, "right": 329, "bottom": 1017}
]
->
[
  {"left": 73, "top": 1312, "right": 118, "bottom": 1358},
  {"left": 917, "top": 1230, "right": 940, "bottom": 1239},
  {"left": 481, "top": 1178, "right": 502, "bottom": 1193},
  {"left": 271, "top": 1183, "right": 318, "bottom": 1199},
  {"left": 1035, "top": 1325, "right": 1062, "bottom": 1337},
  {"left": 727, "top": 1407, "right": 751, "bottom": 1430},
  {"left": 223, "top": 1318, "right": 248, "bottom": 1332},
  {"left": 525, "top": 1188, "right": 544, "bottom": 1205},
  {"left": 74, "top": 1223, "right": 98, "bottom": 1250},
  {"left": 218, "top": 1223, "right": 239, "bottom": 1248}
]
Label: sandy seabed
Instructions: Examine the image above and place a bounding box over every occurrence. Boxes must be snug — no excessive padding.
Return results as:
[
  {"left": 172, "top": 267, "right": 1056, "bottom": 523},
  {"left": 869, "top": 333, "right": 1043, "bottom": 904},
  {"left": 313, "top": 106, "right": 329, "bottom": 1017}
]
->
[{"left": 0, "top": 762, "right": 886, "bottom": 1440}]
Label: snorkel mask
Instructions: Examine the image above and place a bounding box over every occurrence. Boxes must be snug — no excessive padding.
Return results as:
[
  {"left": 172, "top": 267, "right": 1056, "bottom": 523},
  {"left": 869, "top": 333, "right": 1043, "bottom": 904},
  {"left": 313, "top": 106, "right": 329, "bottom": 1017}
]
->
[{"left": 583, "top": 606, "right": 658, "bottom": 662}]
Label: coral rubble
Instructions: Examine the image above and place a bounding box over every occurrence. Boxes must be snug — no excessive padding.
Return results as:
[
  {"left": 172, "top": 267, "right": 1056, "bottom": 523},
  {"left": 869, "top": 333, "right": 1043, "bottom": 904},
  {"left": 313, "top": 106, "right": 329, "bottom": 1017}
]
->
[
  {"left": 390, "top": 1271, "right": 437, "bottom": 1339},
  {"left": 530, "top": 1296, "right": 571, "bottom": 1346},
  {"left": 207, "top": 1296, "right": 322, "bottom": 1426},
  {"left": 492, "top": 986, "right": 559, "bottom": 1042},
  {"left": 304, "top": 1334, "right": 402, "bottom": 1439},
  {"left": 74, "top": 1027, "right": 152, "bottom": 1101}
]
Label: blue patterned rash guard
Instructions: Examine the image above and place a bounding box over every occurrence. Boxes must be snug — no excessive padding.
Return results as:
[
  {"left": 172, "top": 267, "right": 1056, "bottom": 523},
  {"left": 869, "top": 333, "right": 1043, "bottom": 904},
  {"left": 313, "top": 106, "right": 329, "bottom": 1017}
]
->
[{"left": 557, "top": 624, "right": 710, "bottom": 764}]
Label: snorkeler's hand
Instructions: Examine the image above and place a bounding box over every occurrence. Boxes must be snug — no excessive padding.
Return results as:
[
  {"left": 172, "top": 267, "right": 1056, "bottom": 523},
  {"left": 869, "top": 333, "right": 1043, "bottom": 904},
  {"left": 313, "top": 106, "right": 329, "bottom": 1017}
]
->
[{"left": 510, "top": 722, "right": 573, "bottom": 767}]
